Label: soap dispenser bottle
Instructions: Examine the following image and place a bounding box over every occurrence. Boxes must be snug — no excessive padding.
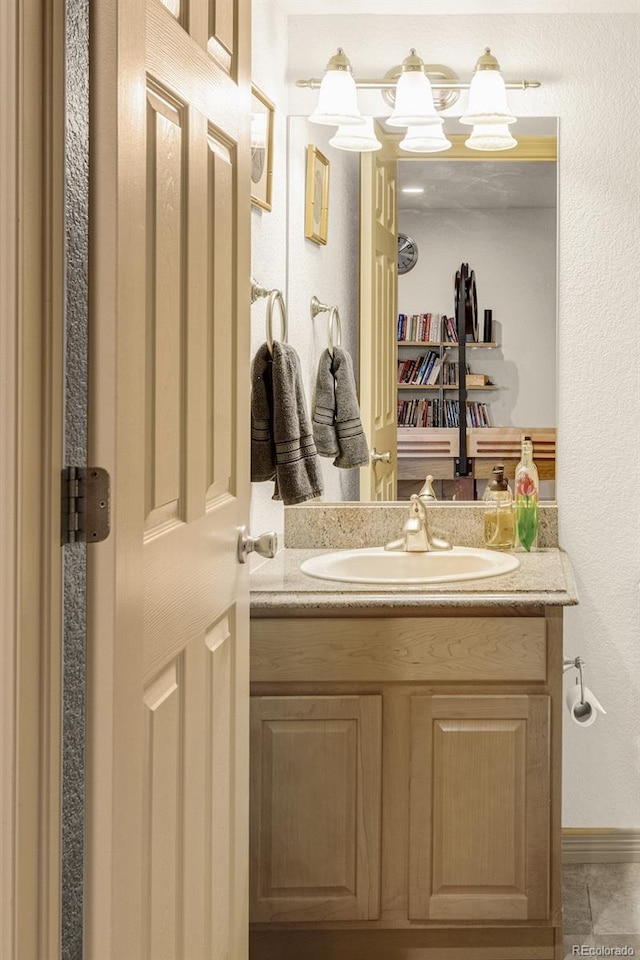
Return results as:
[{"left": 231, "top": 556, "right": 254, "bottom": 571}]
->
[
  {"left": 515, "top": 436, "right": 539, "bottom": 552},
  {"left": 482, "top": 465, "right": 515, "bottom": 550}
]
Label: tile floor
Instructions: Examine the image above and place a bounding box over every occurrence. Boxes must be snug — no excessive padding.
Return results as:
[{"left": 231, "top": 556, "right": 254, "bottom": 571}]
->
[{"left": 564, "top": 864, "right": 640, "bottom": 959}]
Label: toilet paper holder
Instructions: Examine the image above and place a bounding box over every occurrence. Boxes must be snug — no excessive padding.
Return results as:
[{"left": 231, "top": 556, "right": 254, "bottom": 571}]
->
[{"left": 563, "top": 656, "right": 586, "bottom": 704}]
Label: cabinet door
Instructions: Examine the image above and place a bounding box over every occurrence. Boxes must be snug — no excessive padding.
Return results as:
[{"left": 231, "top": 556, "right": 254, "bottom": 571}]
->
[
  {"left": 250, "top": 695, "right": 382, "bottom": 922},
  {"left": 409, "top": 695, "right": 550, "bottom": 922}
]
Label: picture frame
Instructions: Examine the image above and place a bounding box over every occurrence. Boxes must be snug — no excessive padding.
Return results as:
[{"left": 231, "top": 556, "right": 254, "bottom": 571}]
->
[
  {"left": 250, "top": 85, "right": 275, "bottom": 211},
  {"left": 304, "top": 145, "right": 330, "bottom": 245}
]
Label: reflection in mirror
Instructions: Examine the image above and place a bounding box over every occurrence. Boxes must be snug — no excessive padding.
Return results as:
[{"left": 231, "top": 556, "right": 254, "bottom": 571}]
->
[{"left": 283, "top": 117, "right": 557, "bottom": 504}]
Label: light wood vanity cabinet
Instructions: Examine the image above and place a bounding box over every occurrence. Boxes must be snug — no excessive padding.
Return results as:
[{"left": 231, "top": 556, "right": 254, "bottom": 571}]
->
[
  {"left": 250, "top": 694, "right": 382, "bottom": 922},
  {"left": 408, "top": 693, "right": 550, "bottom": 923},
  {"left": 250, "top": 608, "right": 564, "bottom": 960}
]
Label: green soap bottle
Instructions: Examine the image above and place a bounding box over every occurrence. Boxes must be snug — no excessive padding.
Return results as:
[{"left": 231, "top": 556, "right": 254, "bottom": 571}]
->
[{"left": 515, "top": 436, "right": 539, "bottom": 552}]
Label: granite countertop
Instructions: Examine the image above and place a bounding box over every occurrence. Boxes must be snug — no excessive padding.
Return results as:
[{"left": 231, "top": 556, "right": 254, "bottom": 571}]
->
[{"left": 250, "top": 547, "right": 578, "bottom": 612}]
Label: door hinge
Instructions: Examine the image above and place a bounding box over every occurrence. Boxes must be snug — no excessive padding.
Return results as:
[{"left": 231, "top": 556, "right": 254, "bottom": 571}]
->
[{"left": 62, "top": 466, "right": 111, "bottom": 545}]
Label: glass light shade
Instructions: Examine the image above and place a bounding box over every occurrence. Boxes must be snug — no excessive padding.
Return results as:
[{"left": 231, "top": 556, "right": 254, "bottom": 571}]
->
[
  {"left": 309, "top": 68, "right": 364, "bottom": 126},
  {"left": 399, "top": 123, "right": 452, "bottom": 154},
  {"left": 329, "top": 117, "right": 382, "bottom": 152},
  {"left": 460, "top": 67, "right": 516, "bottom": 126},
  {"left": 464, "top": 123, "right": 517, "bottom": 151},
  {"left": 387, "top": 70, "right": 441, "bottom": 127}
]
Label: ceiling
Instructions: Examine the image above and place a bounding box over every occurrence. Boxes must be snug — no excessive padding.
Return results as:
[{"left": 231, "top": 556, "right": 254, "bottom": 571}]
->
[
  {"left": 397, "top": 161, "right": 556, "bottom": 210},
  {"left": 277, "top": 0, "right": 636, "bottom": 15}
]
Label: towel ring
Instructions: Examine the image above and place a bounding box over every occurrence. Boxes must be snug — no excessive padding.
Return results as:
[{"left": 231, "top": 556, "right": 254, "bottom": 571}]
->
[
  {"left": 251, "top": 277, "right": 288, "bottom": 355},
  {"left": 310, "top": 295, "right": 342, "bottom": 357},
  {"left": 266, "top": 289, "right": 287, "bottom": 355},
  {"left": 328, "top": 306, "right": 342, "bottom": 356}
]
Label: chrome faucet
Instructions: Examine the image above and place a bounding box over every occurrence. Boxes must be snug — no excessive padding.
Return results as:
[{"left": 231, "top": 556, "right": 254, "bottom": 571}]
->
[{"left": 385, "top": 493, "right": 452, "bottom": 553}]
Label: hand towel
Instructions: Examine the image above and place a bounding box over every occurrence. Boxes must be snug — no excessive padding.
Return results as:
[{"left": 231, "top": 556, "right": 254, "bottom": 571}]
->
[
  {"left": 250, "top": 343, "right": 276, "bottom": 482},
  {"left": 311, "top": 349, "right": 339, "bottom": 458},
  {"left": 332, "top": 346, "right": 370, "bottom": 468},
  {"left": 312, "top": 346, "right": 369, "bottom": 469},
  {"left": 251, "top": 341, "right": 323, "bottom": 505}
]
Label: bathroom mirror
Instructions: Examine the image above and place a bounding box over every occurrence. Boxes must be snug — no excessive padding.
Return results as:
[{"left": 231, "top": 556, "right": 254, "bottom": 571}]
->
[{"left": 282, "top": 116, "right": 557, "bottom": 503}]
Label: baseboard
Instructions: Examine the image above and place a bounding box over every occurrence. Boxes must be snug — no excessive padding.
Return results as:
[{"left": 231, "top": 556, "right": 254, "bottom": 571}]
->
[{"left": 562, "top": 829, "right": 640, "bottom": 863}]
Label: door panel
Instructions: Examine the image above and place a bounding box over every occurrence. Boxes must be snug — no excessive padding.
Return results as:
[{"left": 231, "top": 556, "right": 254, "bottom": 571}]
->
[
  {"left": 250, "top": 696, "right": 382, "bottom": 923},
  {"left": 360, "top": 131, "right": 397, "bottom": 500},
  {"left": 208, "top": 0, "right": 235, "bottom": 64},
  {"left": 145, "top": 87, "right": 185, "bottom": 530},
  {"left": 409, "top": 695, "right": 550, "bottom": 922},
  {"left": 87, "top": 1, "right": 250, "bottom": 957},
  {"left": 207, "top": 131, "right": 236, "bottom": 502}
]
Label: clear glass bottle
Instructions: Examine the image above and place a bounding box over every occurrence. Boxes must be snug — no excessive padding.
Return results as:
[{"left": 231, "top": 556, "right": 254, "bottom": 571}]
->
[
  {"left": 482, "top": 465, "right": 515, "bottom": 550},
  {"left": 515, "top": 436, "right": 539, "bottom": 552}
]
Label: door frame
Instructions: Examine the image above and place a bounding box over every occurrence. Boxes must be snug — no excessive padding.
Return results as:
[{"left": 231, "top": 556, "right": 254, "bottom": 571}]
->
[{"left": 0, "top": 0, "right": 64, "bottom": 957}]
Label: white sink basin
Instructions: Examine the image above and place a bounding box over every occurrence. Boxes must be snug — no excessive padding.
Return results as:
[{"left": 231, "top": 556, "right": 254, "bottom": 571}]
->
[{"left": 300, "top": 546, "right": 519, "bottom": 585}]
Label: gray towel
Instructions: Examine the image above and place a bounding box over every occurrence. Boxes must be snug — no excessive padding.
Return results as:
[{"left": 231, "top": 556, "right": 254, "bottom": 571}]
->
[
  {"left": 311, "top": 350, "right": 339, "bottom": 458},
  {"left": 312, "top": 346, "right": 369, "bottom": 469},
  {"left": 251, "top": 341, "right": 323, "bottom": 505}
]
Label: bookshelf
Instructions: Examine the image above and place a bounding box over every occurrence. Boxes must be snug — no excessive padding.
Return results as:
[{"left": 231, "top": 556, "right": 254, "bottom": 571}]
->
[
  {"left": 398, "top": 341, "right": 498, "bottom": 349},
  {"left": 398, "top": 384, "right": 498, "bottom": 391},
  {"left": 396, "top": 329, "right": 556, "bottom": 488},
  {"left": 397, "top": 334, "right": 499, "bottom": 430}
]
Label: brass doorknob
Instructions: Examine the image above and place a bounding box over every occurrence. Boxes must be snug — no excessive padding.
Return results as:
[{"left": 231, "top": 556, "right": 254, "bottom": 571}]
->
[{"left": 371, "top": 448, "right": 392, "bottom": 464}]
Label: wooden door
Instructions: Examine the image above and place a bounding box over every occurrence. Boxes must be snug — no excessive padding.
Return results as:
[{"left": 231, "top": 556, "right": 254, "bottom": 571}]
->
[
  {"left": 409, "top": 695, "right": 550, "bottom": 922},
  {"left": 250, "top": 695, "right": 382, "bottom": 922},
  {"left": 87, "top": 2, "right": 251, "bottom": 958},
  {"left": 359, "top": 129, "right": 398, "bottom": 500}
]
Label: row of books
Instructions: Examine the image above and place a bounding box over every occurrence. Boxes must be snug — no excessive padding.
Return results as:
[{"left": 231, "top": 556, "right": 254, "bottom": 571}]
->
[
  {"left": 397, "top": 398, "right": 441, "bottom": 428},
  {"left": 445, "top": 401, "right": 491, "bottom": 428},
  {"left": 441, "top": 361, "right": 471, "bottom": 386},
  {"left": 397, "top": 313, "right": 459, "bottom": 343},
  {"left": 397, "top": 352, "right": 441, "bottom": 385},
  {"left": 397, "top": 399, "right": 491, "bottom": 428}
]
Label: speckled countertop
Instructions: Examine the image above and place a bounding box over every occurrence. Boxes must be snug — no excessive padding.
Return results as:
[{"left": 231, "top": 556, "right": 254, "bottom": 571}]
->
[{"left": 250, "top": 547, "right": 578, "bottom": 612}]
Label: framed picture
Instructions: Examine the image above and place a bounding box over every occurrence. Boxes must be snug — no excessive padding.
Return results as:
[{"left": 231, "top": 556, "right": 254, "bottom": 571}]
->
[
  {"left": 304, "top": 145, "right": 330, "bottom": 245},
  {"left": 250, "top": 85, "right": 274, "bottom": 211}
]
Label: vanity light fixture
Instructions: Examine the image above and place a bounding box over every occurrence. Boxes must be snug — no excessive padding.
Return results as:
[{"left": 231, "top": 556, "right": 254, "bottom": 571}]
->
[
  {"left": 297, "top": 47, "right": 540, "bottom": 153},
  {"left": 309, "top": 48, "right": 365, "bottom": 127},
  {"left": 459, "top": 48, "right": 517, "bottom": 127},
  {"left": 464, "top": 122, "right": 517, "bottom": 152},
  {"left": 399, "top": 124, "right": 452, "bottom": 153},
  {"left": 387, "top": 49, "right": 442, "bottom": 128},
  {"left": 329, "top": 117, "right": 382, "bottom": 152},
  {"left": 401, "top": 187, "right": 425, "bottom": 194}
]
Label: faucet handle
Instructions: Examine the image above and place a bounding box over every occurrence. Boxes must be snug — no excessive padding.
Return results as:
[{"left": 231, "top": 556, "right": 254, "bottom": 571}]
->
[
  {"left": 418, "top": 475, "right": 437, "bottom": 501},
  {"left": 430, "top": 534, "right": 452, "bottom": 551}
]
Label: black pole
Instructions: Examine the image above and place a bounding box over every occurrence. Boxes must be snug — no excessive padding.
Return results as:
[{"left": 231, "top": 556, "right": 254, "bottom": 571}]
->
[{"left": 455, "top": 263, "right": 470, "bottom": 477}]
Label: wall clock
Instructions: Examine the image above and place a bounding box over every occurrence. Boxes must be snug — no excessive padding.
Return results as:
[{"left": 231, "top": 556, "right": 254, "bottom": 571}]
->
[{"left": 398, "top": 233, "right": 418, "bottom": 274}]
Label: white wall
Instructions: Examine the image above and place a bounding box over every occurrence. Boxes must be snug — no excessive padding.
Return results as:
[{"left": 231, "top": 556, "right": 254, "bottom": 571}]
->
[
  {"left": 286, "top": 119, "right": 360, "bottom": 502},
  {"left": 250, "top": 0, "right": 289, "bottom": 545},
  {"left": 284, "top": 11, "right": 640, "bottom": 828},
  {"left": 399, "top": 206, "right": 556, "bottom": 428},
  {"left": 251, "top": 7, "right": 361, "bottom": 546}
]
